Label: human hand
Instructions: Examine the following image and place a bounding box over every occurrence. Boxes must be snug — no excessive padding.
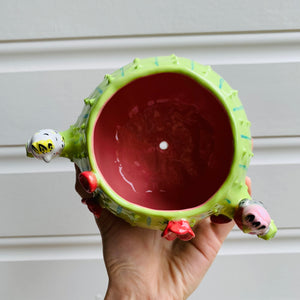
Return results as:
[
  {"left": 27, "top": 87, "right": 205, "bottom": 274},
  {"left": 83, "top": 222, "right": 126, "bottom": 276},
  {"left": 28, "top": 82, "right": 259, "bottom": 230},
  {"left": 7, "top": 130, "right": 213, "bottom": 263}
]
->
[{"left": 75, "top": 165, "right": 251, "bottom": 300}]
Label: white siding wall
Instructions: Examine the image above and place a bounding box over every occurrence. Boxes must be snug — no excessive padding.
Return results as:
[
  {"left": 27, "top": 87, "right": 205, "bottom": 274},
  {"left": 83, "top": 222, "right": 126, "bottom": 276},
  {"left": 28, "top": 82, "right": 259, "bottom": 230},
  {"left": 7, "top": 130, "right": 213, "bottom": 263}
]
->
[{"left": 1, "top": 1, "right": 299, "bottom": 299}]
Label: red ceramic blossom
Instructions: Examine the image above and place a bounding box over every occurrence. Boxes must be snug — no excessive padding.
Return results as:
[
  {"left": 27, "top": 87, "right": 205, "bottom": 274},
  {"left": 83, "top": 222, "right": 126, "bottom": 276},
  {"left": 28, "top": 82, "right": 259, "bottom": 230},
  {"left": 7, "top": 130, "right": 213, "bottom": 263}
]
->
[{"left": 162, "top": 220, "right": 195, "bottom": 241}]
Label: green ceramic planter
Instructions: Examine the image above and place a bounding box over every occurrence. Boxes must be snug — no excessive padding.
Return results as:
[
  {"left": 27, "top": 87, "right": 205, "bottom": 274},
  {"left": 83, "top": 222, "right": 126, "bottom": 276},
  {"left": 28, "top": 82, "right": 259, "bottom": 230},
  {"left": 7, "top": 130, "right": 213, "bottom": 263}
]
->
[{"left": 26, "top": 55, "right": 277, "bottom": 241}]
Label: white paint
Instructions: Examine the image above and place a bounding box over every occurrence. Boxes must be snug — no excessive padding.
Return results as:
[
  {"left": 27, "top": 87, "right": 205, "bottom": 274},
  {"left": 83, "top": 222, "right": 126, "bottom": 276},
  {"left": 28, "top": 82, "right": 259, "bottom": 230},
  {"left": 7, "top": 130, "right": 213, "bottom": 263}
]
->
[
  {"left": 252, "top": 137, "right": 300, "bottom": 165},
  {"left": 0, "top": 228, "right": 299, "bottom": 263},
  {"left": 0, "top": 235, "right": 103, "bottom": 262},
  {"left": 1, "top": 0, "right": 300, "bottom": 41},
  {"left": 2, "top": 137, "right": 300, "bottom": 174},
  {"left": 2, "top": 63, "right": 300, "bottom": 145},
  {"left": 118, "top": 164, "right": 137, "bottom": 193},
  {"left": 1, "top": 32, "right": 300, "bottom": 73}
]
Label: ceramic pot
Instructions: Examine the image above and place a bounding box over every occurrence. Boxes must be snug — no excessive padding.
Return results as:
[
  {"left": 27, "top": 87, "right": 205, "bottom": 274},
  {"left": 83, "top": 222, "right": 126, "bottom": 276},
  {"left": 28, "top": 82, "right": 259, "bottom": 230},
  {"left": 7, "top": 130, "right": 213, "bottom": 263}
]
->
[{"left": 26, "top": 55, "right": 277, "bottom": 241}]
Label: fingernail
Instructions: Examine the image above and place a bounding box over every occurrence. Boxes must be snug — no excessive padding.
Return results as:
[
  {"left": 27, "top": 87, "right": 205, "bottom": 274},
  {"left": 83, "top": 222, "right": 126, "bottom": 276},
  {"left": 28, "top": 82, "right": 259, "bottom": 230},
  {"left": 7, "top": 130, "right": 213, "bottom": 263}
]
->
[{"left": 83, "top": 198, "right": 102, "bottom": 218}]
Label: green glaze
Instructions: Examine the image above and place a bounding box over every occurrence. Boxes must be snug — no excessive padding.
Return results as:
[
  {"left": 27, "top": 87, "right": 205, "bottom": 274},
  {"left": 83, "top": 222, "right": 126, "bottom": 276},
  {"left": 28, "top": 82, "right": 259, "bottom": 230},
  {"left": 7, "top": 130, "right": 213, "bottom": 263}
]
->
[{"left": 61, "top": 55, "right": 253, "bottom": 231}]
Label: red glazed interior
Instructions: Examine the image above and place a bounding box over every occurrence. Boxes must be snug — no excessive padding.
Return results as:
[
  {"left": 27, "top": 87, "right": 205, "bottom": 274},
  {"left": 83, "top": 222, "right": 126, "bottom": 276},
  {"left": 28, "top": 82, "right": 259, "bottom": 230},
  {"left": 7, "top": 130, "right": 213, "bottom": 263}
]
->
[{"left": 93, "top": 73, "right": 234, "bottom": 210}]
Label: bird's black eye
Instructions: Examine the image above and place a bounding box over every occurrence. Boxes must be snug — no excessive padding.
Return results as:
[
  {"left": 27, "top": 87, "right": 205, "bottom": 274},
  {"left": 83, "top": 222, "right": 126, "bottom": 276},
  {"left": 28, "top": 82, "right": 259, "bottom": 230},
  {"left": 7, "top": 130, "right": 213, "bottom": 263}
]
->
[{"left": 43, "top": 133, "right": 49, "bottom": 135}]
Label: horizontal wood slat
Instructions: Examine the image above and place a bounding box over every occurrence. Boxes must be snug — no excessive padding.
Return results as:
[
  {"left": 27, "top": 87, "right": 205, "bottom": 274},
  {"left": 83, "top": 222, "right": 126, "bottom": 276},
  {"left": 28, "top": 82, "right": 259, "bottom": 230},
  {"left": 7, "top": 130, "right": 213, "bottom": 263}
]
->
[
  {"left": 1, "top": 62, "right": 300, "bottom": 145},
  {"left": 2, "top": 137, "right": 300, "bottom": 172},
  {"left": 1, "top": 32, "right": 300, "bottom": 73},
  {"left": 0, "top": 142, "right": 298, "bottom": 235},
  {"left": 0, "top": 228, "right": 299, "bottom": 263},
  {"left": 0, "top": 253, "right": 298, "bottom": 300},
  {"left": 0, "top": 260, "right": 108, "bottom": 300},
  {"left": 1, "top": 1, "right": 300, "bottom": 41},
  {"left": 0, "top": 171, "right": 98, "bottom": 237},
  {"left": 195, "top": 253, "right": 300, "bottom": 300}
]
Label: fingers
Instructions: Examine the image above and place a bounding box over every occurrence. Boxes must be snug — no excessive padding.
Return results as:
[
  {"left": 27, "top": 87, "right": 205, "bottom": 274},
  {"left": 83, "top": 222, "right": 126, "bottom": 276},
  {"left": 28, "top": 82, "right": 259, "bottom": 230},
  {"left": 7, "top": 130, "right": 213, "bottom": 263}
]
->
[
  {"left": 245, "top": 176, "right": 252, "bottom": 196},
  {"left": 190, "top": 218, "right": 234, "bottom": 264},
  {"left": 247, "top": 138, "right": 253, "bottom": 196},
  {"left": 74, "top": 164, "right": 93, "bottom": 199},
  {"left": 82, "top": 198, "right": 102, "bottom": 219},
  {"left": 210, "top": 219, "right": 235, "bottom": 244},
  {"left": 74, "top": 164, "right": 102, "bottom": 218}
]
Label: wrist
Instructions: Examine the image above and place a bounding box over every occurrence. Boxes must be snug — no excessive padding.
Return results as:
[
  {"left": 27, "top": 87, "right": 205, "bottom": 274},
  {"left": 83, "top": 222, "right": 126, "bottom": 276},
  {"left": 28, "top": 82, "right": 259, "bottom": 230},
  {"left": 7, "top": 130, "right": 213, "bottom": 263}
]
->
[
  {"left": 105, "top": 282, "right": 153, "bottom": 300},
  {"left": 105, "top": 276, "right": 183, "bottom": 300},
  {"left": 105, "top": 281, "right": 183, "bottom": 300}
]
